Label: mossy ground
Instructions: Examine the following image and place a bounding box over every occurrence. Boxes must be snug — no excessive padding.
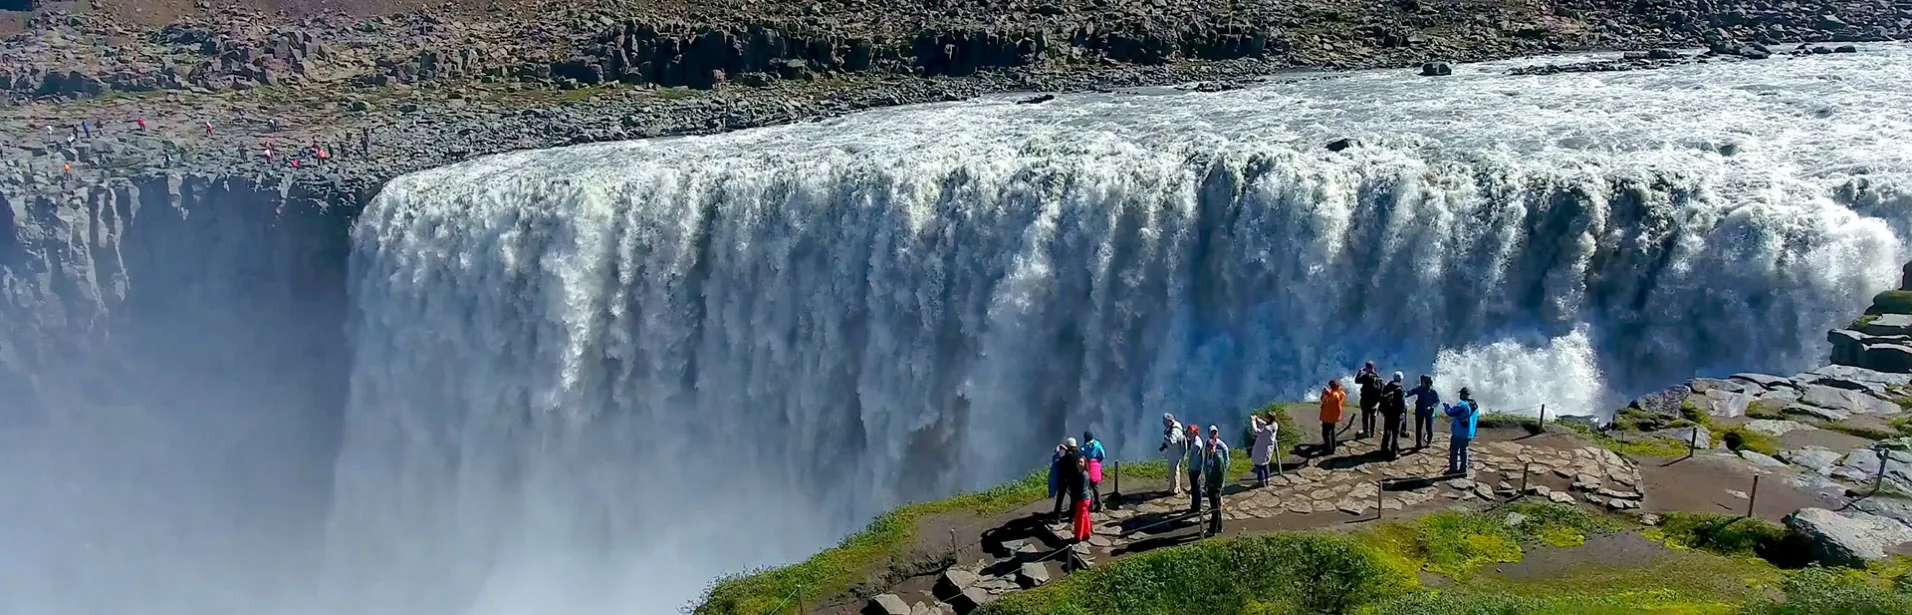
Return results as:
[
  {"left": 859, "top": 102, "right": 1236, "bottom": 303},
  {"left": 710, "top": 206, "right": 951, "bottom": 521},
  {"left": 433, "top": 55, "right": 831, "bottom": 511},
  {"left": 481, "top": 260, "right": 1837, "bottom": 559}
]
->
[{"left": 985, "top": 504, "right": 1911, "bottom": 615}]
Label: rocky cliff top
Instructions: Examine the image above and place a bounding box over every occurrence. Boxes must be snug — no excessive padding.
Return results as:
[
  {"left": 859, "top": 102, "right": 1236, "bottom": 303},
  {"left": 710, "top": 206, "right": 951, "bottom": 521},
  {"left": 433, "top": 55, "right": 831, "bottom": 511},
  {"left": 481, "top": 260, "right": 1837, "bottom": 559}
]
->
[{"left": 1, "top": 0, "right": 1907, "bottom": 205}]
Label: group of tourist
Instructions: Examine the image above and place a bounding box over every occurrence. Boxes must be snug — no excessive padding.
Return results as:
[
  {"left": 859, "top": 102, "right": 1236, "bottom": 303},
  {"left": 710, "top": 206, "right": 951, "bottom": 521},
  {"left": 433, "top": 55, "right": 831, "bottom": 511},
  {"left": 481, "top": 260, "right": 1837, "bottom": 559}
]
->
[
  {"left": 1321, "top": 361, "right": 1479, "bottom": 473},
  {"left": 1048, "top": 361, "right": 1485, "bottom": 542}
]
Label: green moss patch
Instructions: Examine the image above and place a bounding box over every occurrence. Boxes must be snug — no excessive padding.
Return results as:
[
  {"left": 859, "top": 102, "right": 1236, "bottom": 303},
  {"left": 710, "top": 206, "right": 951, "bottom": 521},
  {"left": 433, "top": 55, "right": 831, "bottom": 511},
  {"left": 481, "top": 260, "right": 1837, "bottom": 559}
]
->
[
  {"left": 1646, "top": 513, "right": 1803, "bottom": 565},
  {"left": 1868, "top": 290, "right": 1912, "bottom": 315},
  {"left": 984, "top": 533, "right": 1413, "bottom": 615}
]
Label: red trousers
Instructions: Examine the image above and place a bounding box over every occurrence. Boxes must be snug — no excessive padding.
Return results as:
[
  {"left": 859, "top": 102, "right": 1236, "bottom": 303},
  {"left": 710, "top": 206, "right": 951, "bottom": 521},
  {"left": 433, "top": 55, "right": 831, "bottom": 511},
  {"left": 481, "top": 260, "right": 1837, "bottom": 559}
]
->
[{"left": 1072, "top": 500, "right": 1093, "bottom": 541}]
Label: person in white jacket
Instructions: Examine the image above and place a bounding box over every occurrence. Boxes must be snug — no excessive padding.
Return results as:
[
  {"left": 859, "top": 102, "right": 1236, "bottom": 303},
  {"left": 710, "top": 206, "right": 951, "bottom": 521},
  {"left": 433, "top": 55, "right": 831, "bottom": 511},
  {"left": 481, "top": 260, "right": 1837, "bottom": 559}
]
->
[
  {"left": 1250, "top": 414, "right": 1279, "bottom": 487},
  {"left": 1158, "top": 413, "right": 1188, "bottom": 495}
]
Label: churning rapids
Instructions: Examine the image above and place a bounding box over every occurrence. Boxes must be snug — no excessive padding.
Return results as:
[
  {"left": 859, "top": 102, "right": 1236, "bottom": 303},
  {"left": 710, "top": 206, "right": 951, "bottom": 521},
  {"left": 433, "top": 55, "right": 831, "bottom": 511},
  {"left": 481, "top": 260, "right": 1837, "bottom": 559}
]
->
[{"left": 7, "top": 47, "right": 1912, "bottom": 615}]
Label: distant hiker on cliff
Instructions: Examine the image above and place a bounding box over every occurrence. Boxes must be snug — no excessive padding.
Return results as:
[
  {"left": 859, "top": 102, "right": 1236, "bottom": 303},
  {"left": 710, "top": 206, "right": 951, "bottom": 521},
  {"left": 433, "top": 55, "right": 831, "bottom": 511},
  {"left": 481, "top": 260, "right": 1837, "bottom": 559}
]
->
[
  {"left": 1445, "top": 388, "right": 1480, "bottom": 476},
  {"left": 136, "top": 116, "right": 147, "bottom": 130},
  {"left": 1380, "top": 372, "right": 1407, "bottom": 457},
  {"left": 81, "top": 121, "right": 91, "bottom": 139},
  {"left": 1408, "top": 375, "right": 1441, "bottom": 449},
  {"left": 204, "top": 120, "right": 214, "bottom": 136},
  {"left": 1201, "top": 425, "right": 1230, "bottom": 538},
  {"left": 1319, "top": 380, "right": 1346, "bottom": 456},
  {"left": 1160, "top": 413, "right": 1189, "bottom": 495},
  {"left": 264, "top": 140, "right": 275, "bottom": 162},
  {"left": 1249, "top": 413, "right": 1279, "bottom": 487},
  {"left": 1185, "top": 424, "right": 1207, "bottom": 515},
  {"left": 1355, "top": 361, "right": 1382, "bottom": 438},
  {"left": 1082, "top": 431, "right": 1106, "bottom": 512}
]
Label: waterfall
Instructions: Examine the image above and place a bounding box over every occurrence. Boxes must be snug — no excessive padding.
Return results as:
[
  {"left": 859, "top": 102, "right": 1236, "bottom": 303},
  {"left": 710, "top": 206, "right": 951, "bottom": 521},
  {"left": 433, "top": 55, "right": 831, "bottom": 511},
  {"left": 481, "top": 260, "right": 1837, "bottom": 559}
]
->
[{"left": 333, "top": 49, "right": 1911, "bottom": 614}]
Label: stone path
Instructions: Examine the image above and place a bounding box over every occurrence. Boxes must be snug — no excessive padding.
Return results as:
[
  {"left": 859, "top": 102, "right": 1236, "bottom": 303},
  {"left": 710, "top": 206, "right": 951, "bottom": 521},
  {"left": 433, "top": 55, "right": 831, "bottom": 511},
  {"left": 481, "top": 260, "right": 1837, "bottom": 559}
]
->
[{"left": 864, "top": 430, "right": 1647, "bottom": 615}]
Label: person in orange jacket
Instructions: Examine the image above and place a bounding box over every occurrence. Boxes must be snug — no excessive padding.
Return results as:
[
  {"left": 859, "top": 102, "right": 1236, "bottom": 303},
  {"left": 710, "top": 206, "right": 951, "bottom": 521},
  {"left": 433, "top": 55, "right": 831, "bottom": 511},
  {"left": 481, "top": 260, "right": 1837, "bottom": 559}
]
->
[{"left": 1319, "top": 379, "right": 1347, "bottom": 456}]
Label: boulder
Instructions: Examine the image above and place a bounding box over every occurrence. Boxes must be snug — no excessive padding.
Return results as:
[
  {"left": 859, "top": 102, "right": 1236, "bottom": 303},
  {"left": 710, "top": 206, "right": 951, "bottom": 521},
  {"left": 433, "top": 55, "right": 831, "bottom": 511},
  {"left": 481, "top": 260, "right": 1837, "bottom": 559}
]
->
[
  {"left": 1651, "top": 425, "right": 1712, "bottom": 450},
  {"left": 1732, "top": 373, "right": 1795, "bottom": 389},
  {"left": 1780, "top": 447, "right": 1845, "bottom": 475},
  {"left": 1830, "top": 329, "right": 1867, "bottom": 366},
  {"left": 1744, "top": 419, "right": 1811, "bottom": 437},
  {"left": 1861, "top": 343, "right": 1912, "bottom": 373},
  {"left": 1809, "top": 364, "right": 1912, "bottom": 389},
  {"left": 949, "top": 586, "right": 997, "bottom": 614},
  {"left": 934, "top": 569, "right": 980, "bottom": 599},
  {"left": 1648, "top": 48, "right": 1680, "bottom": 59},
  {"left": 1834, "top": 45, "right": 1858, "bottom": 53},
  {"left": 865, "top": 594, "right": 911, "bottom": 615},
  {"left": 1326, "top": 137, "right": 1360, "bottom": 152},
  {"left": 1758, "top": 388, "right": 1802, "bottom": 404},
  {"left": 1699, "top": 389, "right": 1755, "bottom": 419},
  {"left": 1784, "top": 507, "right": 1912, "bottom": 567},
  {"left": 1784, "top": 403, "right": 1851, "bottom": 422},
  {"left": 1857, "top": 314, "right": 1912, "bottom": 337},
  {"left": 1015, "top": 562, "right": 1051, "bottom": 589},
  {"left": 1739, "top": 450, "right": 1790, "bottom": 469},
  {"left": 1800, "top": 385, "right": 1899, "bottom": 416},
  {"left": 1690, "top": 378, "right": 1744, "bottom": 394},
  {"left": 1832, "top": 447, "right": 1912, "bottom": 493},
  {"left": 910, "top": 602, "right": 949, "bottom": 615},
  {"left": 1419, "top": 62, "right": 1452, "bottom": 76},
  {"left": 1630, "top": 386, "right": 1689, "bottom": 418}
]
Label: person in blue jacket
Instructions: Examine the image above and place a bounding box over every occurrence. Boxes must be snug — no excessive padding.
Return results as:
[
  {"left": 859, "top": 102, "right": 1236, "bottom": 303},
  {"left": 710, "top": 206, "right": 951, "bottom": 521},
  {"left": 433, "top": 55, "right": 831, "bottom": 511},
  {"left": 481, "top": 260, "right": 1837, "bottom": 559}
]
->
[
  {"left": 1408, "top": 375, "right": 1442, "bottom": 450},
  {"left": 1081, "top": 431, "right": 1107, "bottom": 511},
  {"left": 1445, "top": 388, "right": 1480, "bottom": 475}
]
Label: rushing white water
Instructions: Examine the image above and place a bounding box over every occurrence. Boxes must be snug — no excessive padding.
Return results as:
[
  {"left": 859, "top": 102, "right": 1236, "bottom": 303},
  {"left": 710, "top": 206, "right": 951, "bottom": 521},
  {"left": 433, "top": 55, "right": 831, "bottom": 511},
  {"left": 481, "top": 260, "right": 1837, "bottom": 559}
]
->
[{"left": 336, "top": 48, "right": 1912, "bottom": 614}]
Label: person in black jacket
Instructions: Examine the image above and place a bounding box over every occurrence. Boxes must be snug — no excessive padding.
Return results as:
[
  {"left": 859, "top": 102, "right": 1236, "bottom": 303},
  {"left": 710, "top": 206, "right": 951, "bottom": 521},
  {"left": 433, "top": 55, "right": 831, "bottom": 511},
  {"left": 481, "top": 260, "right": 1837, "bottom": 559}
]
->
[
  {"left": 1355, "top": 361, "right": 1382, "bottom": 438},
  {"left": 1379, "top": 372, "right": 1407, "bottom": 457}
]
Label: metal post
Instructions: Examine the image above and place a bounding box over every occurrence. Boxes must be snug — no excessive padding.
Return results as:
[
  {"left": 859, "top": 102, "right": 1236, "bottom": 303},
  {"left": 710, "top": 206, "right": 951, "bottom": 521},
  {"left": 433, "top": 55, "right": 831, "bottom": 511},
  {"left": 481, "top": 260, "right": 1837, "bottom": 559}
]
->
[
  {"left": 795, "top": 583, "right": 804, "bottom": 615},
  {"left": 1275, "top": 443, "right": 1285, "bottom": 476},
  {"left": 1520, "top": 463, "right": 1531, "bottom": 496},
  {"left": 1110, "top": 461, "right": 1122, "bottom": 509},
  {"left": 1375, "top": 479, "right": 1384, "bottom": 520},
  {"left": 1875, "top": 448, "right": 1889, "bottom": 496},
  {"left": 1538, "top": 404, "right": 1547, "bottom": 431},
  {"left": 1689, "top": 426, "right": 1699, "bottom": 454},
  {"left": 1747, "top": 475, "right": 1760, "bottom": 518}
]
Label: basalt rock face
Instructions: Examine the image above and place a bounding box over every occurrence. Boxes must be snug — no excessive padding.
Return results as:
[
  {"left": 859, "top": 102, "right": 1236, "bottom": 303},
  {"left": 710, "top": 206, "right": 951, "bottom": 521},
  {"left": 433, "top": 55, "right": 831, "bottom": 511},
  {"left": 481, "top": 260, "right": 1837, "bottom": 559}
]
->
[{"left": 0, "top": 172, "right": 361, "bottom": 605}]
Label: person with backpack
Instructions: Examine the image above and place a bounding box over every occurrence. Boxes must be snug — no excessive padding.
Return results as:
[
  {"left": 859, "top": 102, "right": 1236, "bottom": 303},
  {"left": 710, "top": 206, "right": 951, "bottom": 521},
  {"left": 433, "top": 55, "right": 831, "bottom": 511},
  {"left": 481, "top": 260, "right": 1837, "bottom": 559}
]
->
[
  {"left": 1380, "top": 372, "right": 1407, "bottom": 457},
  {"left": 1355, "top": 361, "right": 1382, "bottom": 438},
  {"left": 1201, "top": 425, "right": 1230, "bottom": 538},
  {"left": 1159, "top": 413, "right": 1189, "bottom": 495},
  {"left": 1408, "top": 375, "right": 1441, "bottom": 449},
  {"left": 1319, "top": 379, "right": 1346, "bottom": 456},
  {"left": 1445, "top": 388, "right": 1480, "bottom": 475},
  {"left": 1081, "top": 431, "right": 1106, "bottom": 511}
]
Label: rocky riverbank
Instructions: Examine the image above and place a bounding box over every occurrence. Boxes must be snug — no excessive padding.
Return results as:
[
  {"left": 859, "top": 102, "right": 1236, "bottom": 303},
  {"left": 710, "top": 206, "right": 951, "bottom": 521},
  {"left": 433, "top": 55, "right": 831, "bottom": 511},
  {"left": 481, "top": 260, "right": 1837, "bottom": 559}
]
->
[{"left": 2, "top": 0, "right": 1909, "bottom": 208}]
